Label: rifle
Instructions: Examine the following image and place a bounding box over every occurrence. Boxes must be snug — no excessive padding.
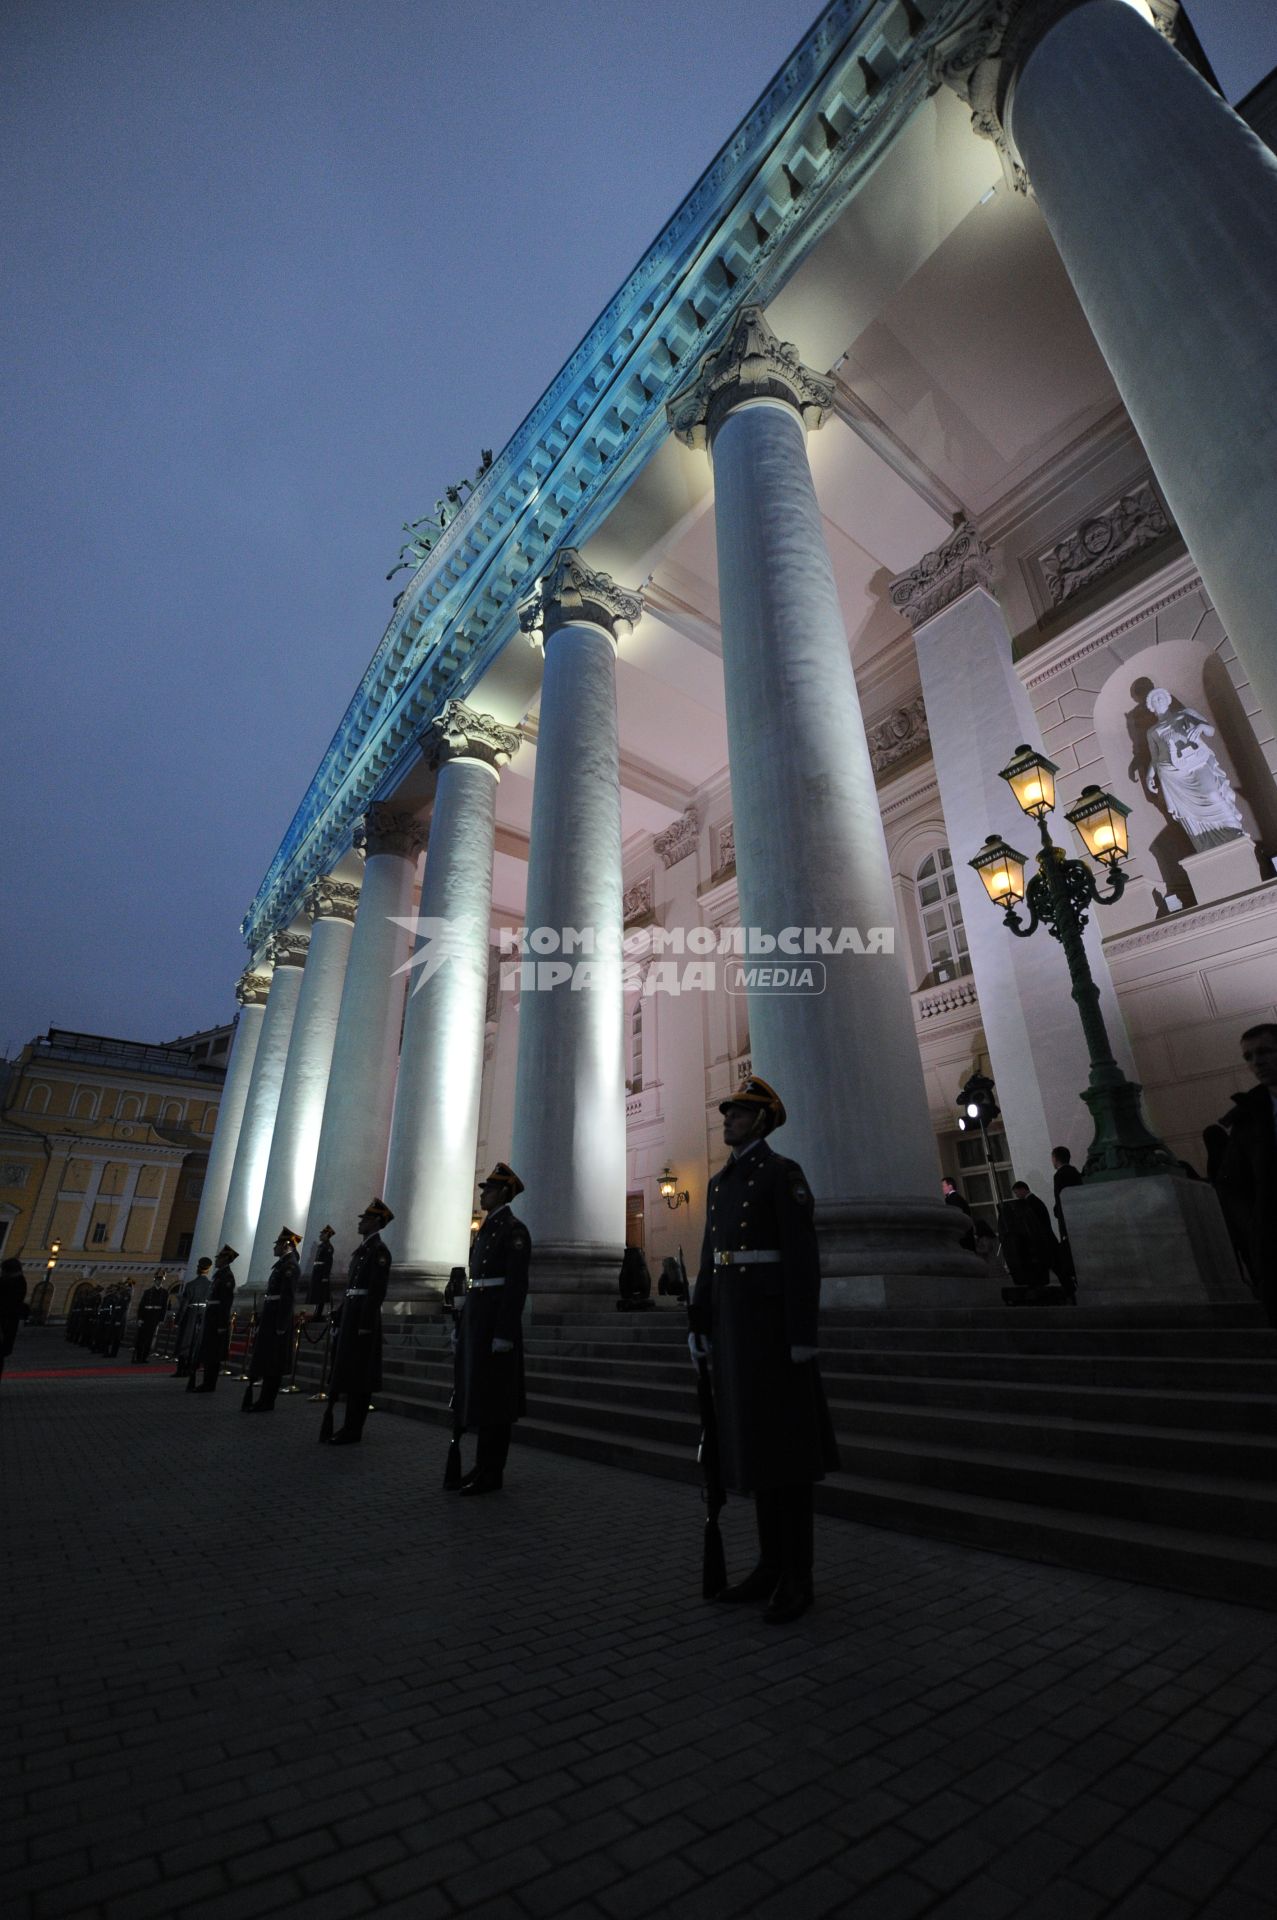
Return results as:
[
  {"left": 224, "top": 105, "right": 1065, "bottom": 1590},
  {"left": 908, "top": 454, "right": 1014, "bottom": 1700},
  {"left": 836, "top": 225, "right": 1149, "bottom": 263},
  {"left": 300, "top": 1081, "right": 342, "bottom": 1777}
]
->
[
  {"left": 442, "top": 1267, "right": 466, "bottom": 1489},
  {"left": 679, "top": 1247, "right": 727, "bottom": 1599}
]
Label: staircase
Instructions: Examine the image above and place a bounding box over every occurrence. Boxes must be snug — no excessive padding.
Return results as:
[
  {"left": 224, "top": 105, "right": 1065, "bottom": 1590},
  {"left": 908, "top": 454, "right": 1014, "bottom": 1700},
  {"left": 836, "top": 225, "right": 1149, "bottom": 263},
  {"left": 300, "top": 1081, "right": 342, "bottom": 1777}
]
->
[{"left": 292, "top": 1302, "right": 1277, "bottom": 1607}]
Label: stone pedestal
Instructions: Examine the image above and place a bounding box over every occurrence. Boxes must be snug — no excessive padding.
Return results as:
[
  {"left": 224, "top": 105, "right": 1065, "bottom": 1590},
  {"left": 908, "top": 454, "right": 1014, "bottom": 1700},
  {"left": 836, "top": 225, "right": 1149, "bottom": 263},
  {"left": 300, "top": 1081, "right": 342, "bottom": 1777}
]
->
[
  {"left": 1061, "top": 1176, "right": 1250, "bottom": 1306},
  {"left": 1182, "top": 836, "right": 1262, "bottom": 907}
]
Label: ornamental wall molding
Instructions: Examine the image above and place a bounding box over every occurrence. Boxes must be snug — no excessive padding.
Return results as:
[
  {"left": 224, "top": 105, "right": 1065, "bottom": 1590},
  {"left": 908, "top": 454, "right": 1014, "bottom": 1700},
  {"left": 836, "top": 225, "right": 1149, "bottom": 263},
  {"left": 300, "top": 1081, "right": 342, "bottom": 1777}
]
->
[
  {"left": 241, "top": 0, "right": 991, "bottom": 953},
  {"left": 654, "top": 807, "right": 700, "bottom": 869},
  {"left": 623, "top": 876, "right": 655, "bottom": 927},
  {"left": 1102, "top": 880, "right": 1277, "bottom": 958},
  {"left": 668, "top": 306, "right": 833, "bottom": 450},
  {"left": 1034, "top": 475, "right": 1175, "bottom": 611},
  {"left": 353, "top": 804, "right": 427, "bottom": 862},
  {"left": 306, "top": 879, "right": 362, "bottom": 924},
  {"left": 1020, "top": 551, "right": 1206, "bottom": 692},
  {"left": 866, "top": 694, "right": 931, "bottom": 776},
  {"left": 518, "top": 548, "right": 643, "bottom": 646},
  {"left": 234, "top": 970, "right": 273, "bottom": 1008},
  {"left": 268, "top": 930, "right": 310, "bottom": 969},
  {"left": 712, "top": 819, "right": 736, "bottom": 880},
  {"left": 890, "top": 522, "right": 994, "bottom": 629},
  {"left": 425, "top": 698, "right": 522, "bottom": 772}
]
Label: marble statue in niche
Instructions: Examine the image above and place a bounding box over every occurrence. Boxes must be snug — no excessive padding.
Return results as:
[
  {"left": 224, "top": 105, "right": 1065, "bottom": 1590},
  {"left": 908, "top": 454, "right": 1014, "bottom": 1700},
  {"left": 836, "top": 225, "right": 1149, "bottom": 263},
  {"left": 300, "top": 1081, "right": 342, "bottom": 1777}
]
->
[{"left": 1142, "top": 688, "right": 1244, "bottom": 850}]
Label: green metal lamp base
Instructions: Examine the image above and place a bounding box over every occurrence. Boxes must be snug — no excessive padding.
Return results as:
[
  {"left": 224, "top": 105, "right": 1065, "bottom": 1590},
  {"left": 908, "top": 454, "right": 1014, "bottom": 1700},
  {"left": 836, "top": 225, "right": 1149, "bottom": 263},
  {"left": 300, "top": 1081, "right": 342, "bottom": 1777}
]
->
[{"left": 1080, "top": 1076, "right": 1181, "bottom": 1181}]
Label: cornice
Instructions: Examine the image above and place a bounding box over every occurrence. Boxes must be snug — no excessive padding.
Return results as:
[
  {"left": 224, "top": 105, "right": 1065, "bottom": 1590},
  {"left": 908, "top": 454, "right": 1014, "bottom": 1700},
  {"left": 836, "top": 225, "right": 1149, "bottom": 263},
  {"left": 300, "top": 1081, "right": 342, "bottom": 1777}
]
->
[
  {"left": 1018, "top": 550, "right": 1206, "bottom": 691},
  {"left": 240, "top": 0, "right": 988, "bottom": 952},
  {"left": 1102, "top": 880, "right": 1277, "bottom": 960}
]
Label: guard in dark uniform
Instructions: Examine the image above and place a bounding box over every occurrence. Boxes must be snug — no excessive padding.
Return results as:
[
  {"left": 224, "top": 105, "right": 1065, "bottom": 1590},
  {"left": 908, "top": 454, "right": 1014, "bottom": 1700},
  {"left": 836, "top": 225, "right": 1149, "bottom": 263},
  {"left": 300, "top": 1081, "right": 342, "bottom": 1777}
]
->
[
  {"left": 188, "top": 1246, "right": 236, "bottom": 1392},
  {"left": 454, "top": 1162, "right": 531, "bottom": 1496},
  {"left": 243, "top": 1229, "right": 299, "bottom": 1411},
  {"left": 132, "top": 1272, "right": 168, "bottom": 1363},
  {"left": 305, "top": 1225, "right": 335, "bottom": 1319},
  {"left": 324, "top": 1200, "right": 393, "bottom": 1445},
  {"left": 173, "top": 1259, "right": 213, "bottom": 1376},
  {"left": 102, "top": 1283, "right": 131, "bottom": 1358},
  {"left": 690, "top": 1076, "right": 839, "bottom": 1625}
]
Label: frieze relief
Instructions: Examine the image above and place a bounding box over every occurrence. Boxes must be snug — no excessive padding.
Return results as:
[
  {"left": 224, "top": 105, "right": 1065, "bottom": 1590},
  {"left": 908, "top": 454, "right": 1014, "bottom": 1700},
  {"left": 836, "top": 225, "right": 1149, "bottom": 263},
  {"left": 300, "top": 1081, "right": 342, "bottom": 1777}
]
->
[
  {"left": 713, "top": 820, "right": 736, "bottom": 880},
  {"left": 623, "top": 876, "right": 655, "bottom": 927},
  {"left": 1034, "top": 477, "right": 1176, "bottom": 611},
  {"left": 890, "top": 522, "right": 993, "bottom": 630},
  {"left": 866, "top": 695, "right": 930, "bottom": 777}
]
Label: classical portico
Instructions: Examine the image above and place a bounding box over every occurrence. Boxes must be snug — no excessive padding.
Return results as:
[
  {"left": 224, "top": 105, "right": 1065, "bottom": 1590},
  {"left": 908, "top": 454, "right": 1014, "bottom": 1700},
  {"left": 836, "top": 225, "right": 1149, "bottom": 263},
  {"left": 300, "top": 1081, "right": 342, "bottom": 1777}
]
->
[{"left": 196, "top": 0, "right": 1276, "bottom": 1313}]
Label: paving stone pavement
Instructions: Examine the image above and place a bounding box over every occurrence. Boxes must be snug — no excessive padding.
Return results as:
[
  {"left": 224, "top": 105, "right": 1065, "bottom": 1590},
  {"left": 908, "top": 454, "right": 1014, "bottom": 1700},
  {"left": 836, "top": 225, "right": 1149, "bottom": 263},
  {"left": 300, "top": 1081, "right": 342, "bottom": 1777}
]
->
[{"left": 3, "top": 1324, "right": 1277, "bottom": 1920}]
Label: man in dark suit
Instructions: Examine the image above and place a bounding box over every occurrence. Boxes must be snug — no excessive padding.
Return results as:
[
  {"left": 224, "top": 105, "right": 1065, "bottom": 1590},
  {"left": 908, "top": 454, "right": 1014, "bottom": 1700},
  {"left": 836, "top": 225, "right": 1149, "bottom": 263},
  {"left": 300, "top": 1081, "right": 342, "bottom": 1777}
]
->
[
  {"left": 324, "top": 1200, "right": 393, "bottom": 1445},
  {"left": 1051, "top": 1147, "right": 1084, "bottom": 1294},
  {"left": 1221, "top": 1023, "right": 1277, "bottom": 1326},
  {"left": 690, "top": 1076, "right": 839, "bottom": 1626},
  {"left": 454, "top": 1163, "right": 531, "bottom": 1495},
  {"left": 243, "top": 1229, "right": 299, "bottom": 1411},
  {"left": 941, "top": 1177, "right": 975, "bottom": 1252},
  {"left": 188, "top": 1247, "right": 236, "bottom": 1392},
  {"left": 996, "top": 1181, "right": 1060, "bottom": 1289}
]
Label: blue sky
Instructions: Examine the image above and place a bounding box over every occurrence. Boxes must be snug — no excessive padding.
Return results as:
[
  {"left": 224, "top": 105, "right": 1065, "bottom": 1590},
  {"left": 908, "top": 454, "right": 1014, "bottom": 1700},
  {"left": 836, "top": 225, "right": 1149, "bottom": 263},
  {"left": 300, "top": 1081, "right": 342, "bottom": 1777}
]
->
[{"left": 2, "top": 0, "right": 1272, "bottom": 1052}]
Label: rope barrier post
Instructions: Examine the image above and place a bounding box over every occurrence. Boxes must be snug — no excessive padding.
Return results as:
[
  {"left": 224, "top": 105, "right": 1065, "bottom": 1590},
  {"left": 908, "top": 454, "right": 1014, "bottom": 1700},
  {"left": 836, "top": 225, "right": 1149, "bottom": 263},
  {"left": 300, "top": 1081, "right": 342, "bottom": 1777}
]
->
[{"left": 284, "top": 1313, "right": 304, "bottom": 1393}]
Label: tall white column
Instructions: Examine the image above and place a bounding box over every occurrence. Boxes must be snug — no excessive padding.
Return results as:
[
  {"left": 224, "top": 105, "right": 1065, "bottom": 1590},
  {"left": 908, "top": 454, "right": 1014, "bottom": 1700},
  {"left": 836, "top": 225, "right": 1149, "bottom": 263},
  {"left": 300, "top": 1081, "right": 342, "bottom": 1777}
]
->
[
  {"left": 511, "top": 550, "right": 641, "bottom": 1286},
  {"left": 894, "top": 525, "right": 1139, "bottom": 1197},
  {"left": 670, "top": 310, "right": 977, "bottom": 1285},
  {"left": 384, "top": 702, "right": 521, "bottom": 1288},
  {"left": 303, "top": 806, "right": 424, "bottom": 1277},
  {"left": 243, "top": 879, "right": 359, "bottom": 1293},
  {"left": 938, "top": 0, "right": 1277, "bottom": 744},
  {"left": 184, "top": 966, "right": 271, "bottom": 1279},
  {"left": 216, "top": 928, "right": 308, "bottom": 1278}
]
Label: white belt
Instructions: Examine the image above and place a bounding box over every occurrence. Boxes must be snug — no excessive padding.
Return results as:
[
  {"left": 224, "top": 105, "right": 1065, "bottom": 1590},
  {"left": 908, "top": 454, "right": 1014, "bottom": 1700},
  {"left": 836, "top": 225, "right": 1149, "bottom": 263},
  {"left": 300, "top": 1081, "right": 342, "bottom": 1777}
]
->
[
  {"left": 715, "top": 1250, "right": 781, "bottom": 1267},
  {"left": 468, "top": 1277, "right": 505, "bottom": 1290},
  {"left": 345, "top": 1288, "right": 369, "bottom": 1298}
]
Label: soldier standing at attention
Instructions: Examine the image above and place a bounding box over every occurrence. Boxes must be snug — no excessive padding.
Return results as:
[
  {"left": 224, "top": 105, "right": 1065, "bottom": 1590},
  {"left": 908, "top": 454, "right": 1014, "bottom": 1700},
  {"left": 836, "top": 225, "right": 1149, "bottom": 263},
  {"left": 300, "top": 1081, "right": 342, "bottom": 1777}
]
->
[
  {"left": 243, "top": 1229, "right": 299, "bottom": 1412},
  {"left": 187, "top": 1247, "right": 236, "bottom": 1393},
  {"left": 454, "top": 1162, "right": 531, "bottom": 1496},
  {"left": 173, "top": 1258, "right": 213, "bottom": 1377},
  {"left": 689, "top": 1076, "right": 839, "bottom": 1625},
  {"left": 324, "top": 1200, "right": 393, "bottom": 1446},
  {"left": 306, "top": 1224, "right": 335, "bottom": 1320},
  {"left": 132, "top": 1272, "right": 168, "bottom": 1364}
]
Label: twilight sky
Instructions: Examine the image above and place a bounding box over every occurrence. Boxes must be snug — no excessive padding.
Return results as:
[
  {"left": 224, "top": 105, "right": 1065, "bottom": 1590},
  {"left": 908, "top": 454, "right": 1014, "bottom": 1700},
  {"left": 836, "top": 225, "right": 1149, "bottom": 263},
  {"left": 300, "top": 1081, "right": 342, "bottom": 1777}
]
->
[{"left": 2, "top": 0, "right": 1272, "bottom": 1055}]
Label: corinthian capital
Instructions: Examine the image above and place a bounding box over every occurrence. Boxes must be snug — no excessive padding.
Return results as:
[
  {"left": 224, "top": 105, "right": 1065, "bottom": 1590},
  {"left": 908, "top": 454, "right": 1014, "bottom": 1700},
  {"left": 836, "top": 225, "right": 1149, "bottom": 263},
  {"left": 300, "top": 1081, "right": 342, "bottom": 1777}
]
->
[
  {"left": 305, "top": 877, "right": 361, "bottom": 924},
  {"left": 354, "top": 804, "right": 426, "bottom": 862},
  {"left": 928, "top": 0, "right": 1178, "bottom": 189},
  {"left": 425, "top": 699, "right": 522, "bottom": 774},
  {"left": 890, "top": 523, "right": 994, "bottom": 629},
  {"left": 267, "top": 929, "right": 310, "bottom": 969},
  {"left": 235, "top": 969, "right": 272, "bottom": 1008},
  {"left": 518, "top": 548, "right": 643, "bottom": 648},
  {"left": 668, "top": 306, "right": 833, "bottom": 451}
]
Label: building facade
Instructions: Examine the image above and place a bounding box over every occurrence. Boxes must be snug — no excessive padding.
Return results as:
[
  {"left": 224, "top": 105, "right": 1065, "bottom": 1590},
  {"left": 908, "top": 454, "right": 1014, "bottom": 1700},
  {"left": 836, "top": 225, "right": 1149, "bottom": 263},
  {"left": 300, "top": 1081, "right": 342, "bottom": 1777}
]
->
[
  {"left": 0, "top": 1027, "right": 231, "bottom": 1316},
  {"left": 192, "top": 0, "right": 1277, "bottom": 1304}
]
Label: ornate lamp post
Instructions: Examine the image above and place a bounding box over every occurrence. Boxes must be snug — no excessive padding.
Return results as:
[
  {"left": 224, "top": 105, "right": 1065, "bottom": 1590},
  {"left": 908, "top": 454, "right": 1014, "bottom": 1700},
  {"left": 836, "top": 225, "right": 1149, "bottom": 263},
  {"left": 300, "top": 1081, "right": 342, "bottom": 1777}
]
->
[{"left": 970, "top": 746, "right": 1177, "bottom": 1183}]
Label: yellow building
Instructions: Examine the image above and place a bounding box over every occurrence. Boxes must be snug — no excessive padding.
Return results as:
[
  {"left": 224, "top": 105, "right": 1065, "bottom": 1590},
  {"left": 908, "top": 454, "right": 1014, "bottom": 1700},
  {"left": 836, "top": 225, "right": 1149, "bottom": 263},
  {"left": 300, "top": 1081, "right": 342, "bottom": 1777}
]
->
[{"left": 0, "top": 1025, "right": 231, "bottom": 1317}]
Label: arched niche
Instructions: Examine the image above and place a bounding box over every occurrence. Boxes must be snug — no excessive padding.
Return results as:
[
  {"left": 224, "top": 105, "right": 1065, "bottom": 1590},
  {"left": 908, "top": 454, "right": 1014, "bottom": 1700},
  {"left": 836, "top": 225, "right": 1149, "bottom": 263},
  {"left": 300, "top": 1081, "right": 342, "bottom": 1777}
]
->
[{"left": 1092, "top": 634, "right": 1276, "bottom": 899}]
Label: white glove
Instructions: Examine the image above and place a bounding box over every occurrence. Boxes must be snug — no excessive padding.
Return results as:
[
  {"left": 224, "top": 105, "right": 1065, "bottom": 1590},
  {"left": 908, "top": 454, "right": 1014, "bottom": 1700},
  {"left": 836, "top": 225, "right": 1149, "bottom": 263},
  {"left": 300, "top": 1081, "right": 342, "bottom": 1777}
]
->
[
  {"left": 688, "top": 1332, "right": 712, "bottom": 1366},
  {"left": 790, "top": 1345, "right": 817, "bottom": 1363},
  {"left": 492, "top": 1337, "right": 514, "bottom": 1354}
]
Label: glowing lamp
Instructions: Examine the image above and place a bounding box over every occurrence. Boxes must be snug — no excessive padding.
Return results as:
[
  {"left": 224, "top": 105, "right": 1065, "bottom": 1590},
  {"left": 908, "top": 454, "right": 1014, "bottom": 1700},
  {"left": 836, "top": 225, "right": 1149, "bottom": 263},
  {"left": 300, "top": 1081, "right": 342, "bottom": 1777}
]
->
[
  {"left": 970, "top": 834, "right": 1028, "bottom": 908},
  {"left": 658, "top": 1166, "right": 689, "bottom": 1211},
  {"left": 1065, "top": 784, "right": 1131, "bottom": 866},
  {"left": 998, "top": 744, "right": 1058, "bottom": 820}
]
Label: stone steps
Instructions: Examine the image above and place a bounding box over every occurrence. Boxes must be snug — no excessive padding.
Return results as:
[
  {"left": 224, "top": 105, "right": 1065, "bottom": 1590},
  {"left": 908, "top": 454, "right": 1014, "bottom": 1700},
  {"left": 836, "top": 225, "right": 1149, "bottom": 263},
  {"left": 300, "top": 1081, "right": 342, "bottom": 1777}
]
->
[{"left": 293, "top": 1302, "right": 1277, "bottom": 1607}]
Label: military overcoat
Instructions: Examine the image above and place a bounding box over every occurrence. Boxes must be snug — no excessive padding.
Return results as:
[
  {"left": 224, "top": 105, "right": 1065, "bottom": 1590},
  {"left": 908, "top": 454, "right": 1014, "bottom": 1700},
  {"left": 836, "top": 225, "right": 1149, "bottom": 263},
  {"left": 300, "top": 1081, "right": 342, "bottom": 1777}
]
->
[
  {"left": 457, "top": 1205, "right": 530, "bottom": 1428},
  {"left": 248, "top": 1253, "right": 298, "bottom": 1381},
  {"left": 175, "top": 1274, "right": 211, "bottom": 1363},
  {"left": 197, "top": 1268, "right": 236, "bottom": 1370},
  {"left": 305, "top": 1240, "right": 333, "bottom": 1310},
  {"left": 328, "top": 1233, "right": 391, "bottom": 1400},
  {"left": 690, "top": 1139, "right": 840, "bottom": 1493}
]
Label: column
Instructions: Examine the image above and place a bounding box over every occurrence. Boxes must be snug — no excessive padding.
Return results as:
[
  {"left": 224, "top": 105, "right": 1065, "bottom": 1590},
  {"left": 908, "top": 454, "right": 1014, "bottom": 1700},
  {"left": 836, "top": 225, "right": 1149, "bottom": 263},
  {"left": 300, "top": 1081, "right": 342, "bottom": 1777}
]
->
[
  {"left": 894, "top": 524, "right": 1140, "bottom": 1196},
  {"left": 937, "top": 0, "right": 1277, "bottom": 742},
  {"left": 510, "top": 549, "right": 641, "bottom": 1284},
  {"left": 670, "top": 309, "right": 977, "bottom": 1286},
  {"left": 304, "top": 805, "right": 424, "bottom": 1278},
  {"left": 383, "top": 702, "right": 521, "bottom": 1288},
  {"left": 243, "top": 878, "right": 359, "bottom": 1293},
  {"left": 216, "top": 928, "right": 309, "bottom": 1278},
  {"left": 184, "top": 967, "right": 271, "bottom": 1279}
]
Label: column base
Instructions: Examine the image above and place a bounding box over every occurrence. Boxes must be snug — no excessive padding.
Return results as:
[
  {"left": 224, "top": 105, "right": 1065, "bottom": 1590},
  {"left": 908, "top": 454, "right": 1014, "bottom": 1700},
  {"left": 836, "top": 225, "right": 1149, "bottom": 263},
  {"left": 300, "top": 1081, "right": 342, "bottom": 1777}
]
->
[
  {"left": 816, "top": 1199, "right": 987, "bottom": 1287},
  {"left": 528, "top": 1243, "right": 626, "bottom": 1316},
  {"left": 1061, "top": 1175, "right": 1249, "bottom": 1305}
]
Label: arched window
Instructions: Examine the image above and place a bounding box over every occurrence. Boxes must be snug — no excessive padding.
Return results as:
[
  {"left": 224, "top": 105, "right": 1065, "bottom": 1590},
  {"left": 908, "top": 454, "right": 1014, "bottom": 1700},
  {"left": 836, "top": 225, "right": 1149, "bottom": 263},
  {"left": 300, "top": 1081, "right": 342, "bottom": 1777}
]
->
[
  {"left": 24, "top": 1083, "right": 50, "bottom": 1115},
  {"left": 916, "top": 849, "right": 970, "bottom": 985}
]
